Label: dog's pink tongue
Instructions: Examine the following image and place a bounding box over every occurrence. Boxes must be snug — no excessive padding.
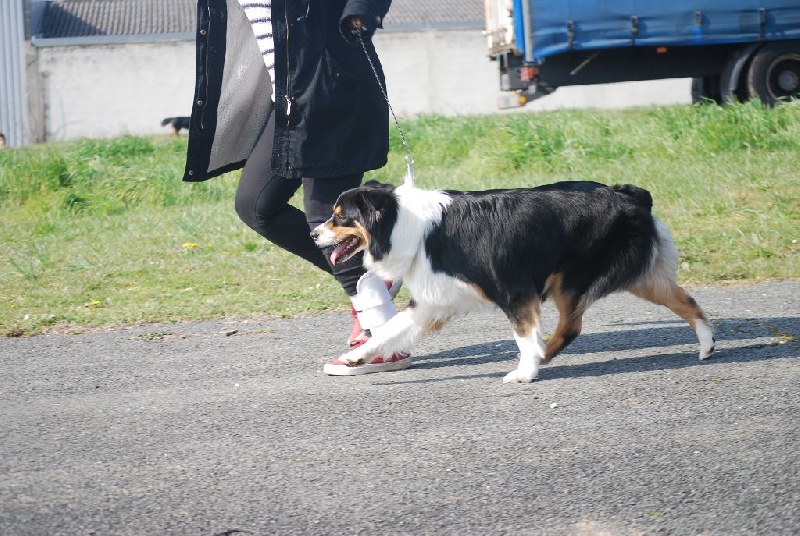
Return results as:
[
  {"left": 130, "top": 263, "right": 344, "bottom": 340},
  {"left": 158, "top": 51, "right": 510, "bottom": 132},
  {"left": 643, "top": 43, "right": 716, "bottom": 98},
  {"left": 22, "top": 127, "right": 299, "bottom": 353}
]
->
[{"left": 329, "top": 244, "right": 345, "bottom": 266}]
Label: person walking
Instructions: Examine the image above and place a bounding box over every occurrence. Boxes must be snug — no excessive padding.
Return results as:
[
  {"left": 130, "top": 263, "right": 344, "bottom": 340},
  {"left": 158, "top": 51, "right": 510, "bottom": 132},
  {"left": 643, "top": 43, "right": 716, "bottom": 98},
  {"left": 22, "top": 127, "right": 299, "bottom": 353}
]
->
[{"left": 182, "top": 0, "right": 409, "bottom": 375}]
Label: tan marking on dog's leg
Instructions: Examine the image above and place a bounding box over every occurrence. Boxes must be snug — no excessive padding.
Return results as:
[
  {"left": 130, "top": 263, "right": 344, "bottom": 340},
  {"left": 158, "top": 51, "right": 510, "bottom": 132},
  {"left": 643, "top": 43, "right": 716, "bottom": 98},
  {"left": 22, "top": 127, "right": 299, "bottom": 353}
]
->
[
  {"left": 468, "top": 283, "right": 493, "bottom": 303},
  {"left": 542, "top": 274, "right": 586, "bottom": 365},
  {"left": 425, "top": 318, "right": 447, "bottom": 333},
  {"left": 630, "top": 280, "right": 715, "bottom": 359},
  {"left": 504, "top": 296, "right": 543, "bottom": 383}
]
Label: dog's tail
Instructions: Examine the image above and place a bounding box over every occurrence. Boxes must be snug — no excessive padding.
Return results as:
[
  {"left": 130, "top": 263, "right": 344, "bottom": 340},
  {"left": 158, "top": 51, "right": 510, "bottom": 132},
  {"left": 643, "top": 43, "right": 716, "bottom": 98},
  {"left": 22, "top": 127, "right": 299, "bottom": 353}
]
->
[
  {"left": 161, "top": 117, "right": 173, "bottom": 127},
  {"left": 612, "top": 184, "right": 653, "bottom": 212}
]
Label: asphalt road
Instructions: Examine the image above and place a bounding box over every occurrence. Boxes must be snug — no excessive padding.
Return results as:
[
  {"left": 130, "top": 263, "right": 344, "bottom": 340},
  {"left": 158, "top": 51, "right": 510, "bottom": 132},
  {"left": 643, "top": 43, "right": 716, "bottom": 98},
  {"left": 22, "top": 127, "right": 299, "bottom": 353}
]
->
[{"left": 2, "top": 281, "right": 798, "bottom": 535}]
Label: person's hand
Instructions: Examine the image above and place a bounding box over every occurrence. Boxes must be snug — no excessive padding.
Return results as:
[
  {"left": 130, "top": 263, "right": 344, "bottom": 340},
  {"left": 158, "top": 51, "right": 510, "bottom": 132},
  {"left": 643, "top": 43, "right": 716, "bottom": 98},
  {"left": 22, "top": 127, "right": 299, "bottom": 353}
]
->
[{"left": 346, "top": 16, "right": 366, "bottom": 32}]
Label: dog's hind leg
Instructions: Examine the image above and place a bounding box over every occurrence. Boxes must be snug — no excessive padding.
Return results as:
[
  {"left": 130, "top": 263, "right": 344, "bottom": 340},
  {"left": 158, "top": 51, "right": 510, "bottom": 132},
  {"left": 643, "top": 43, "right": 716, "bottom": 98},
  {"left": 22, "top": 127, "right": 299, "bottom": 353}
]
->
[
  {"left": 630, "top": 280, "right": 715, "bottom": 359},
  {"left": 542, "top": 274, "right": 587, "bottom": 365},
  {"left": 630, "top": 221, "right": 714, "bottom": 359},
  {"left": 503, "top": 295, "right": 544, "bottom": 383}
]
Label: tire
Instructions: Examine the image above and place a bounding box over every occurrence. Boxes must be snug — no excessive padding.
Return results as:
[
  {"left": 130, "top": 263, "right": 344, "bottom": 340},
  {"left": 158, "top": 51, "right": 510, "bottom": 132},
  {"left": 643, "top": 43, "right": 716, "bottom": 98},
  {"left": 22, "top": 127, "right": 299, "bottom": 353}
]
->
[
  {"left": 732, "top": 58, "right": 753, "bottom": 102},
  {"left": 747, "top": 41, "right": 800, "bottom": 106},
  {"left": 720, "top": 45, "right": 759, "bottom": 104}
]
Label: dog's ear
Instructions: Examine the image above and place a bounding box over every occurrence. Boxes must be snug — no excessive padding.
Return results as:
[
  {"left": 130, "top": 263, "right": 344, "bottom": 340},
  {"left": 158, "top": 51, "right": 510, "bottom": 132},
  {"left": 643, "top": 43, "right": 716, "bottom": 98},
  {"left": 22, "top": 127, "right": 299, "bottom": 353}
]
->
[
  {"left": 354, "top": 190, "right": 378, "bottom": 216},
  {"left": 355, "top": 189, "right": 392, "bottom": 223}
]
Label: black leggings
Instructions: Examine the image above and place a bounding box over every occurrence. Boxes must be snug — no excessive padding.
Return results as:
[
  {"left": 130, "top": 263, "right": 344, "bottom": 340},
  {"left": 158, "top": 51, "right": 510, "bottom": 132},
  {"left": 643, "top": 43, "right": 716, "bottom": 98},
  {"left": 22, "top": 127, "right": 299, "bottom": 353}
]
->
[{"left": 235, "top": 107, "right": 365, "bottom": 297}]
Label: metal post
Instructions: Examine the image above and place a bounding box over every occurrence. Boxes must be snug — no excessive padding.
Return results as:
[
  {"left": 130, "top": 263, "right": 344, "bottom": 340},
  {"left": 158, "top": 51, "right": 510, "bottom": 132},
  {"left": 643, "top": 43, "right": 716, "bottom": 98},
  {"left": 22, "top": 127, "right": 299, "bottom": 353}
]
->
[{"left": 0, "top": 0, "right": 29, "bottom": 146}]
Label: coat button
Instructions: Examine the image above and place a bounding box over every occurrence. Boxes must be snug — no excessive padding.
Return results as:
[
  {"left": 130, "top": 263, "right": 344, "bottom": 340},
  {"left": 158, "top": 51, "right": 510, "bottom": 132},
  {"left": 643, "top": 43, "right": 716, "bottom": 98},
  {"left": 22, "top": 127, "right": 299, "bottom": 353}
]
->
[
  {"left": 197, "top": 100, "right": 204, "bottom": 106},
  {"left": 188, "top": 170, "right": 194, "bottom": 176},
  {"left": 200, "top": 29, "right": 207, "bottom": 36}
]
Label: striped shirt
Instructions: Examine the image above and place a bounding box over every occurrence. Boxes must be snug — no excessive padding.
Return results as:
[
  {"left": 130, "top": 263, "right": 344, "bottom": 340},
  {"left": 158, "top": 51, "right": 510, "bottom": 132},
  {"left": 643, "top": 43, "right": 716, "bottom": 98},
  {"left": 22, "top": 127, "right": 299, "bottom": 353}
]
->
[{"left": 239, "top": 1, "right": 276, "bottom": 100}]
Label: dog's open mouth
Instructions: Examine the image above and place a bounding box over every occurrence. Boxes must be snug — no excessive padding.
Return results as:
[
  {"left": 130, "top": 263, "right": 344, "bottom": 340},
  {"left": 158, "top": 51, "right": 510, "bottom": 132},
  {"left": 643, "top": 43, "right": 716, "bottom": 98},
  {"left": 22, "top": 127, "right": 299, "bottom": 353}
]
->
[{"left": 330, "top": 236, "right": 361, "bottom": 265}]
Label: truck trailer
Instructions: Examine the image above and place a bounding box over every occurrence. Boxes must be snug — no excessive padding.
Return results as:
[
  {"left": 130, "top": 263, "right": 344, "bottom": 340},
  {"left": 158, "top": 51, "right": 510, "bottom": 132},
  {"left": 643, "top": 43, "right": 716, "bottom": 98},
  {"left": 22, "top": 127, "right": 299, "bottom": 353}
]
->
[{"left": 485, "top": 0, "right": 800, "bottom": 107}]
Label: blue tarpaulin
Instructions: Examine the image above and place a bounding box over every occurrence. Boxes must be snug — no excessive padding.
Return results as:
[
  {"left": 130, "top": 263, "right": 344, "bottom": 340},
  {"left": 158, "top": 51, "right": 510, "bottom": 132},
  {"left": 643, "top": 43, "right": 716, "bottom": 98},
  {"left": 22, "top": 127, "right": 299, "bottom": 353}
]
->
[{"left": 513, "top": 0, "right": 800, "bottom": 62}]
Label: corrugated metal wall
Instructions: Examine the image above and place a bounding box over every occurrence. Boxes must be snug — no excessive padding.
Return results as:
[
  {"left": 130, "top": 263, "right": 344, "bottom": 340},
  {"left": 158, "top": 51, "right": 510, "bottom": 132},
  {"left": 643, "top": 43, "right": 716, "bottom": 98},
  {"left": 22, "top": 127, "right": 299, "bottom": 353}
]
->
[{"left": 0, "top": 0, "right": 28, "bottom": 147}]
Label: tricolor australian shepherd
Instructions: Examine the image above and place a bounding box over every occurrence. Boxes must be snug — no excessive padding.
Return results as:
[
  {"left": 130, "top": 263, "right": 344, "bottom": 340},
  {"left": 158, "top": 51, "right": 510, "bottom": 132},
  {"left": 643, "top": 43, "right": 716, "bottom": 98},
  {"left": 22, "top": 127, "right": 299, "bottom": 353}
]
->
[
  {"left": 161, "top": 116, "right": 191, "bottom": 136},
  {"left": 311, "top": 181, "right": 715, "bottom": 383}
]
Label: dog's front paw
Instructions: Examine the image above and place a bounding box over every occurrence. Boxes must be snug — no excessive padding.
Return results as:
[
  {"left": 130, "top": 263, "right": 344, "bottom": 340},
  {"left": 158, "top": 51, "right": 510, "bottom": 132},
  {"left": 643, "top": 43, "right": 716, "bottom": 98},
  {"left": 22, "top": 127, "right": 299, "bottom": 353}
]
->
[
  {"left": 503, "top": 369, "right": 537, "bottom": 383},
  {"left": 338, "top": 349, "right": 368, "bottom": 367}
]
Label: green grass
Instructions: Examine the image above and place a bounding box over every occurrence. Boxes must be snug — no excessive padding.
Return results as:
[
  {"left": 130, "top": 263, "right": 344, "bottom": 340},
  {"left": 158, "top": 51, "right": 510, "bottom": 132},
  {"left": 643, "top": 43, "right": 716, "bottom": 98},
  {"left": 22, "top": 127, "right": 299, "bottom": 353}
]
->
[{"left": 1, "top": 102, "right": 798, "bottom": 336}]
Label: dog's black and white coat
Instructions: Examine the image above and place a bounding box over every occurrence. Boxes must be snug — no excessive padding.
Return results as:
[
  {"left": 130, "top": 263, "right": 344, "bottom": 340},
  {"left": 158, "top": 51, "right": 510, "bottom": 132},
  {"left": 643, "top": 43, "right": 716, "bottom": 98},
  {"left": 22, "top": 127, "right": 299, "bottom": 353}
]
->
[
  {"left": 161, "top": 117, "right": 191, "bottom": 135},
  {"left": 312, "top": 181, "right": 715, "bottom": 383}
]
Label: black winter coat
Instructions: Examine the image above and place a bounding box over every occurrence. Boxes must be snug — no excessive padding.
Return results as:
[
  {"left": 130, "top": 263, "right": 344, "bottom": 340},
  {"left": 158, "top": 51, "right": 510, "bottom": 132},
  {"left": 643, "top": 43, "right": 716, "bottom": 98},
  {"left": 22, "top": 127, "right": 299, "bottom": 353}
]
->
[{"left": 183, "top": 0, "right": 391, "bottom": 182}]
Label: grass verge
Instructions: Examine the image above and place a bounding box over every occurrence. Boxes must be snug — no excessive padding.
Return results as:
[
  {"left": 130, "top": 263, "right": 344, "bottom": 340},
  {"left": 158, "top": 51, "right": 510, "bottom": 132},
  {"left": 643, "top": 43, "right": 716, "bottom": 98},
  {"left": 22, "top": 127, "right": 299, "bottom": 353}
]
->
[{"left": 1, "top": 102, "right": 798, "bottom": 335}]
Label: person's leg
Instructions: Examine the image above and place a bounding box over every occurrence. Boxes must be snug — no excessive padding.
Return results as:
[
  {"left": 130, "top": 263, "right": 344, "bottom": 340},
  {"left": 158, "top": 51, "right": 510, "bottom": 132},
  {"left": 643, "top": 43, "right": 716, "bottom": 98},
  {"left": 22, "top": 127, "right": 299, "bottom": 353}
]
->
[
  {"left": 302, "top": 174, "right": 365, "bottom": 295},
  {"left": 302, "top": 174, "right": 371, "bottom": 346},
  {"left": 235, "top": 108, "right": 332, "bottom": 273}
]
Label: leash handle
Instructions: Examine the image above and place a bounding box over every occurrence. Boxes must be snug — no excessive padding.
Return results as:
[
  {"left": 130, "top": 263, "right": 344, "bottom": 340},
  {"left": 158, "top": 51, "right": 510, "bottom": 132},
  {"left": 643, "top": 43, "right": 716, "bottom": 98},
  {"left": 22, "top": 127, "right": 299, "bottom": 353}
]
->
[{"left": 355, "top": 31, "right": 415, "bottom": 187}]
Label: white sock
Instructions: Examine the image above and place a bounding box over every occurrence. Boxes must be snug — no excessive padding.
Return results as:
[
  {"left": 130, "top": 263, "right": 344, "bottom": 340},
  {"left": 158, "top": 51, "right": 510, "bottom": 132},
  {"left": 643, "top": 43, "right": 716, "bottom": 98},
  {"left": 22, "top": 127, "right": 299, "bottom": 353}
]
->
[{"left": 350, "top": 271, "right": 396, "bottom": 332}]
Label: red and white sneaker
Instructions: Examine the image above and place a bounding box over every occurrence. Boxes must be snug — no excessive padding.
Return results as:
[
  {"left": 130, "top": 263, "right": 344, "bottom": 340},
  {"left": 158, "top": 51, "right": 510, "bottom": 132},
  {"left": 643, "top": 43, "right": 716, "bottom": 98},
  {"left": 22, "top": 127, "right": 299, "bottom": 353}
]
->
[
  {"left": 347, "top": 304, "right": 368, "bottom": 347},
  {"left": 323, "top": 351, "right": 412, "bottom": 376}
]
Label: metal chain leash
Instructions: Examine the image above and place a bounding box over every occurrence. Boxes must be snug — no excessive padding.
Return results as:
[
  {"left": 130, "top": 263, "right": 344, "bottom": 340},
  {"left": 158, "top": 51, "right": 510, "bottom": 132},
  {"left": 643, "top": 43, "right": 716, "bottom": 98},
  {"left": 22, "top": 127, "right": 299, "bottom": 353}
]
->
[{"left": 355, "top": 31, "right": 415, "bottom": 186}]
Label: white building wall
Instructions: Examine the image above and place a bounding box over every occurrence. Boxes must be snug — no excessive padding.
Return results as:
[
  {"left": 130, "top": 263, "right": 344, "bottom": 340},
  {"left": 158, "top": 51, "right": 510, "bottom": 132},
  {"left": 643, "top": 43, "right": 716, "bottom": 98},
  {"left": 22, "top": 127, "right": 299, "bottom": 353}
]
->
[
  {"left": 375, "top": 29, "right": 500, "bottom": 116},
  {"left": 36, "top": 39, "right": 195, "bottom": 140},
  {"left": 31, "top": 29, "right": 691, "bottom": 141}
]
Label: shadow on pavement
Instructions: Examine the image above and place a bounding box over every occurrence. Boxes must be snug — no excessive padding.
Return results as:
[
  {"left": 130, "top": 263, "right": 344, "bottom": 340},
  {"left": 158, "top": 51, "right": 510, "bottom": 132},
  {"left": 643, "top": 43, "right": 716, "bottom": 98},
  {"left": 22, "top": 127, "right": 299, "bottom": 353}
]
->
[{"left": 381, "top": 316, "right": 798, "bottom": 383}]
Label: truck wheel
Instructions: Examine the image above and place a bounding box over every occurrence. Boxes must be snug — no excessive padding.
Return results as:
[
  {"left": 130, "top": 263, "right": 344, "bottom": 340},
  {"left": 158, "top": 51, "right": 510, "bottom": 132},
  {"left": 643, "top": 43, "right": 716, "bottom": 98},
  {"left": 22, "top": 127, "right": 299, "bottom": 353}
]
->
[
  {"left": 720, "top": 45, "right": 760, "bottom": 103},
  {"left": 747, "top": 41, "right": 800, "bottom": 106}
]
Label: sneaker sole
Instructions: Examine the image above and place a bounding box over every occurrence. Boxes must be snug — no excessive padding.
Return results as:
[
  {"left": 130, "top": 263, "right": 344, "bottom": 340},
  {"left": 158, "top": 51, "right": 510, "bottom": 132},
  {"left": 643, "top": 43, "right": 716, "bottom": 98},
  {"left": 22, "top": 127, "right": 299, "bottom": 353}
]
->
[{"left": 323, "top": 356, "right": 412, "bottom": 376}]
